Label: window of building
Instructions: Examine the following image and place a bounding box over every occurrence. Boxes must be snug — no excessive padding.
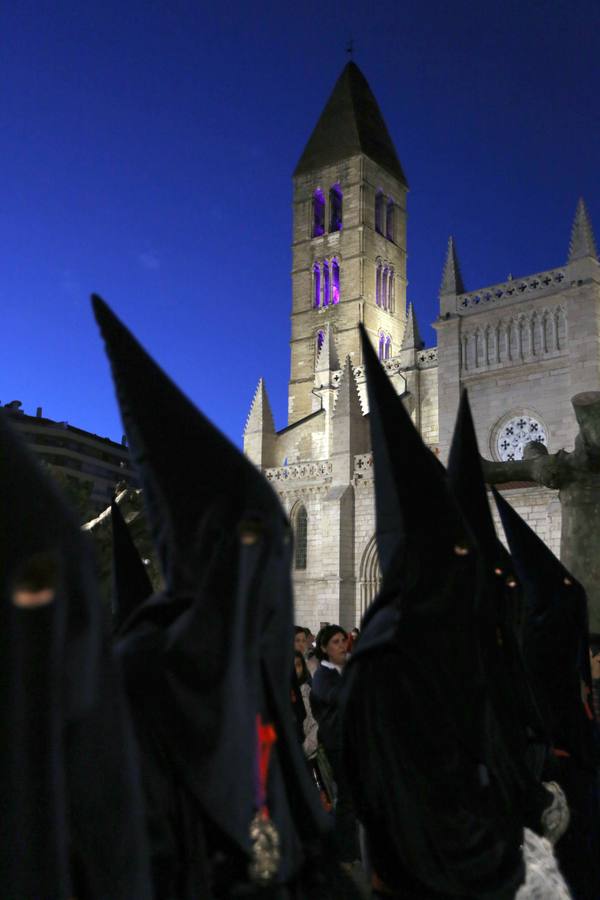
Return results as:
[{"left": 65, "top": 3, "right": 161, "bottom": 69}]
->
[
  {"left": 381, "top": 267, "right": 389, "bottom": 311},
  {"left": 386, "top": 199, "right": 395, "bottom": 241},
  {"left": 378, "top": 331, "right": 385, "bottom": 360},
  {"left": 388, "top": 269, "right": 395, "bottom": 312},
  {"left": 312, "top": 189, "right": 325, "bottom": 237},
  {"left": 385, "top": 336, "right": 392, "bottom": 359},
  {"left": 329, "top": 184, "right": 343, "bottom": 232},
  {"left": 375, "top": 261, "right": 382, "bottom": 306},
  {"left": 322, "top": 260, "right": 330, "bottom": 307},
  {"left": 293, "top": 505, "right": 308, "bottom": 570},
  {"left": 375, "top": 190, "right": 384, "bottom": 234},
  {"left": 313, "top": 263, "right": 321, "bottom": 308},
  {"left": 331, "top": 258, "right": 340, "bottom": 304}
]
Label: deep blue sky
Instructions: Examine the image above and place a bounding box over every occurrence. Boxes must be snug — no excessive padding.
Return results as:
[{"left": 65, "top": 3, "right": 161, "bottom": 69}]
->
[{"left": 2, "top": 1, "right": 599, "bottom": 447}]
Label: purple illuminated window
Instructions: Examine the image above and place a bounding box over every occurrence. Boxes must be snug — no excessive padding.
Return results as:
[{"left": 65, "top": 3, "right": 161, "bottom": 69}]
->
[
  {"left": 378, "top": 332, "right": 385, "bottom": 360},
  {"left": 385, "top": 336, "right": 392, "bottom": 359},
  {"left": 312, "top": 189, "right": 325, "bottom": 237},
  {"left": 332, "top": 259, "right": 340, "bottom": 304},
  {"left": 382, "top": 267, "right": 389, "bottom": 310},
  {"left": 388, "top": 269, "right": 394, "bottom": 312},
  {"left": 323, "top": 260, "right": 330, "bottom": 307},
  {"left": 376, "top": 262, "right": 382, "bottom": 306},
  {"left": 375, "top": 190, "right": 384, "bottom": 235},
  {"left": 329, "top": 184, "right": 343, "bottom": 232},
  {"left": 313, "top": 263, "right": 321, "bottom": 307},
  {"left": 386, "top": 199, "right": 395, "bottom": 241},
  {"left": 316, "top": 330, "right": 325, "bottom": 358}
]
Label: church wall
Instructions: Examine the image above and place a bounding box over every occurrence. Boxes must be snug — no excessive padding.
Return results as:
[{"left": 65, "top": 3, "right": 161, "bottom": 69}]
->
[{"left": 492, "top": 485, "right": 561, "bottom": 560}]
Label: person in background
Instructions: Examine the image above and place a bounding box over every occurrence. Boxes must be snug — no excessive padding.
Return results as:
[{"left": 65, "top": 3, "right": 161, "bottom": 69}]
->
[
  {"left": 294, "top": 651, "right": 319, "bottom": 760},
  {"left": 311, "top": 625, "right": 360, "bottom": 868},
  {"left": 294, "top": 626, "right": 308, "bottom": 656}
]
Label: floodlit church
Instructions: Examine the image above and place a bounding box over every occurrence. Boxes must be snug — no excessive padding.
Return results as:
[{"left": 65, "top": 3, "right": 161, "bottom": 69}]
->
[{"left": 243, "top": 62, "right": 600, "bottom": 630}]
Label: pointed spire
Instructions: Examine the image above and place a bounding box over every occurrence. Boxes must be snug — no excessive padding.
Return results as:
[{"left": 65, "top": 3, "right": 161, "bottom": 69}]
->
[
  {"left": 440, "top": 236, "right": 465, "bottom": 295},
  {"left": 294, "top": 62, "right": 408, "bottom": 185},
  {"left": 333, "top": 356, "right": 362, "bottom": 418},
  {"left": 568, "top": 198, "right": 598, "bottom": 263},
  {"left": 111, "top": 498, "right": 153, "bottom": 632},
  {"left": 244, "top": 377, "right": 275, "bottom": 435},
  {"left": 400, "top": 303, "right": 424, "bottom": 351},
  {"left": 315, "top": 324, "right": 340, "bottom": 374}
]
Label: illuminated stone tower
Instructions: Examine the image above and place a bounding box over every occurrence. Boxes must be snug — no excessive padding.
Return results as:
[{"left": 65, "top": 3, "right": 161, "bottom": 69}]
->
[{"left": 288, "top": 62, "right": 408, "bottom": 424}]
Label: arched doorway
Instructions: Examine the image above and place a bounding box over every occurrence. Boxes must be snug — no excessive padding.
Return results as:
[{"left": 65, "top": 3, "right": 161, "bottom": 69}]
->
[{"left": 358, "top": 535, "right": 381, "bottom": 618}]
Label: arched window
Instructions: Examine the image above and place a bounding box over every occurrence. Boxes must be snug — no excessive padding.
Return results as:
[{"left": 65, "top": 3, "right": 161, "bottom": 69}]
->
[
  {"left": 293, "top": 504, "right": 308, "bottom": 570},
  {"left": 316, "top": 330, "right": 325, "bottom": 359},
  {"left": 375, "top": 261, "right": 382, "bottom": 306},
  {"left": 375, "top": 190, "right": 384, "bottom": 234},
  {"left": 329, "top": 184, "right": 343, "bottom": 232},
  {"left": 331, "top": 258, "right": 340, "bottom": 304},
  {"left": 378, "top": 331, "right": 385, "bottom": 360},
  {"left": 388, "top": 268, "right": 395, "bottom": 312},
  {"left": 313, "top": 263, "right": 321, "bottom": 308},
  {"left": 312, "top": 189, "right": 325, "bottom": 237},
  {"left": 386, "top": 199, "right": 395, "bottom": 241},
  {"left": 322, "top": 260, "right": 330, "bottom": 307},
  {"left": 385, "top": 336, "right": 392, "bottom": 359},
  {"left": 381, "top": 267, "right": 389, "bottom": 310}
]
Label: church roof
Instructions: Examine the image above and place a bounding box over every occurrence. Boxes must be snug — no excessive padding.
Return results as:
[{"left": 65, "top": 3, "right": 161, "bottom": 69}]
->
[{"left": 294, "top": 62, "right": 408, "bottom": 185}]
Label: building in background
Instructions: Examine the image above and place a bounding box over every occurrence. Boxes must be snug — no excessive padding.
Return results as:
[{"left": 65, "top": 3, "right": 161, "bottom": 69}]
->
[
  {"left": 243, "top": 61, "right": 600, "bottom": 630},
  {"left": 3, "top": 400, "right": 136, "bottom": 517}
]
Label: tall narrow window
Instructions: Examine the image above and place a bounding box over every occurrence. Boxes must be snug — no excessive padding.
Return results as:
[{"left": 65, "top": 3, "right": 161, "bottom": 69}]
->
[
  {"left": 331, "top": 259, "right": 340, "bottom": 304},
  {"left": 382, "top": 267, "right": 389, "bottom": 311},
  {"left": 316, "top": 330, "right": 325, "bottom": 359},
  {"left": 375, "top": 262, "right": 382, "bottom": 306},
  {"left": 378, "top": 332, "right": 385, "bottom": 360},
  {"left": 386, "top": 199, "right": 395, "bottom": 241},
  {"left": 375, "top": 190, "right": 384, "bottom": 234},
  {"left": 385, "top": 336, "right": 392, "bottom": 359},
  {"left": 322, "top": 260, "right": 330, "bottom": 307},
  {"left": 313, "top": 263, "right": 321, "bottom": 308},
  {"left": 388, "top": 269, "right": 395, "bottom": 312},
  {"left": 312, "top": 189, "right": 325, "bottom": 237},
  {"left": 329, "top": 184, "right": 343, "bottom": 232},
  {"left": 294, "top": 505, "right": 308, "bottom": 570}
]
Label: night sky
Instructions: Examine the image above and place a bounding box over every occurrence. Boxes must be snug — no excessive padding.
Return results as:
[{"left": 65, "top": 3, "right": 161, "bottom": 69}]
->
[{"left": 2, "top": 1, "right": 599, "bottom": 448}]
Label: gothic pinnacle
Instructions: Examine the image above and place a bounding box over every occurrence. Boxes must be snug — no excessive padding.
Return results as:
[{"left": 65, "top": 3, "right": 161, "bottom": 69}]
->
[
  {"left": 439, "top": 236, "right": 465, "bottom": 296},
  {"left": 333, "top": 356, "right": 363, "bottom": 418},
  {"left": 315, "top": 324, "right": 341, "bottom": 373},
  {"left": 401, "top": 303, "right": 425, "bottom": 351},
  {"left": 244, "top": 378, "right": 275, "bottom": 435},
  {"left": 568, "top": 198, "right": 598, "bottom": 263}
]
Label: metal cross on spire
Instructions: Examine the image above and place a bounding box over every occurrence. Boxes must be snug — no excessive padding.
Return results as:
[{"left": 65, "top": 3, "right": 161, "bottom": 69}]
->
[{"left": 346, "top": 38, "right": 354, "bottom": 59}]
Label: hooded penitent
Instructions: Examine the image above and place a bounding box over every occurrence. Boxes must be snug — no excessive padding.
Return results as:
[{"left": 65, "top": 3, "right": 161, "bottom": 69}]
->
[
  {"left": 92, "top": 296, "right": 343, "bottom": 898},
  {"left": 447, "top": 390, "right": 551, "bottom": 825},
  {"left": 492, "top": 487, "right": 600, "bottom": 899},
  {"left": 110, "top": 497, "right": 153, "bottom": 632},
  {"left": 341, "top": 326, "right": 525, "bottom": 898},
  {"left": 0, "top": 410, "right": 151, "bottom": 899}
]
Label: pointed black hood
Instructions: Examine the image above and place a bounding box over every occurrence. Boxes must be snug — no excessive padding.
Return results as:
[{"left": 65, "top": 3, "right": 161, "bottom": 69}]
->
[
  {"left": 0, "top": 409, "right": 102, "bottom": 717},
  {"left": 0, "top": 411, "right": 151, "bottom": 899},
  {"left": 360, "top": 324, "right": 470, "bottom": 611},
  {"left": 110, "top": 499, "right": 153, "bottom": 632},
  {"left": 93, "top": 296, "right": 328, "bottom": 874},
  {"left": 493, "top": 487, "right": 597, "bottom": 769}
]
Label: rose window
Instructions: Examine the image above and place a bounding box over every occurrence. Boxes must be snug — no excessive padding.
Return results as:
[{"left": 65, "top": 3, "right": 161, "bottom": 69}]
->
[{"left": 496, "top": 416, "right": 548, "bottom": 462}]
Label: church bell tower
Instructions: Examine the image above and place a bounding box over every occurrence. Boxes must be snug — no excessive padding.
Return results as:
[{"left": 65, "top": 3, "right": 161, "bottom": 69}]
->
[{"left": 288, "top": 62, "right": 409, "bottom": 424}]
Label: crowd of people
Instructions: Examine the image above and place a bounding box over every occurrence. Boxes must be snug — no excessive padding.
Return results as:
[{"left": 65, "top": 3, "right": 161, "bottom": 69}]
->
[{"left": 1, "top": 295, "right": 600, "bottom": 898}]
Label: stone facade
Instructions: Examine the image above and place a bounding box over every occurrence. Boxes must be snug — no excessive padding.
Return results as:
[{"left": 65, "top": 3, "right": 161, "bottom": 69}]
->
[{"left": 244, "top": 64, "right": 600, "bottom": 630}]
